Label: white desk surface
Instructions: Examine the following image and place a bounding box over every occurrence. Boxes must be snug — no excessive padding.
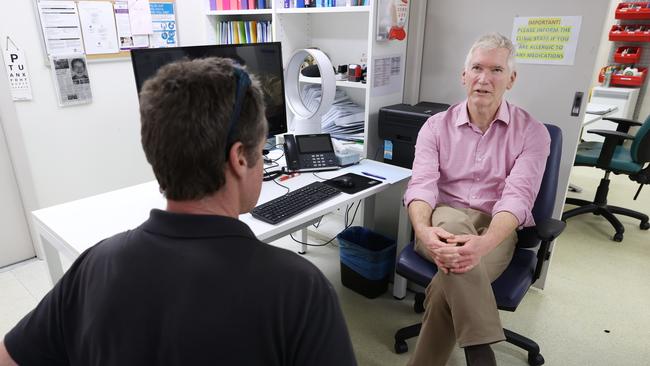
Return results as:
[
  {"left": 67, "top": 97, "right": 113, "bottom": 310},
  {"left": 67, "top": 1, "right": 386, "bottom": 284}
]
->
[
  {"left": 32, "top": 159, "right": 411, "bottom": 264},
  {"left": 583, "top": 103, "right": 618, "bottom": 126}
]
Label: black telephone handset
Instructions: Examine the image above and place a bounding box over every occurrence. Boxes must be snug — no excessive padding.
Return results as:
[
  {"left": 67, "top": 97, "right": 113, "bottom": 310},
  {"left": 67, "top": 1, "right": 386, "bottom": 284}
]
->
[
  {"left": 284, "top": 134, "right": 301, "bottom": 171},
  {"left": 282, "top": 133, "right": 339, "bottom": 172}
]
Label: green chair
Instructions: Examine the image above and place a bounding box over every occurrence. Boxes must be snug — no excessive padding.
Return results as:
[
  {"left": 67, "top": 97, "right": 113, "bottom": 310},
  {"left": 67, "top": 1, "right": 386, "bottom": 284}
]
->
[{"left": 562, "top": 115, "right": 650, "bottom": 241}]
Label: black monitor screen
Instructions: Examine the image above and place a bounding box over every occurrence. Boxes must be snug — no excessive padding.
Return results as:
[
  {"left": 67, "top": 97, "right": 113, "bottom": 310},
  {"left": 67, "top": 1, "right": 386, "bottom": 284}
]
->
[{"left": 130, "top": 42, "right": 287, "bottom": 137}]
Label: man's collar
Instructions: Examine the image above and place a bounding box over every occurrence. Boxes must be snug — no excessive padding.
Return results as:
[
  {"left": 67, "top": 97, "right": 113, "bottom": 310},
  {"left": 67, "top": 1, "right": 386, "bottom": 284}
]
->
[
  {"left": 141, "top": 209, "right": 256, "bottom": 239},
  {"left": 455, "top": 99, "right": 511, "bottom": 127}
]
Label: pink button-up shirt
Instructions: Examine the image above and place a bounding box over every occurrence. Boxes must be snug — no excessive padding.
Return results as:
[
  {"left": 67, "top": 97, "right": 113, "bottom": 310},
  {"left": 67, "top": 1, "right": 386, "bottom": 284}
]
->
[{"left": 403, "top": 100, "right": 550, "bottom": 227}]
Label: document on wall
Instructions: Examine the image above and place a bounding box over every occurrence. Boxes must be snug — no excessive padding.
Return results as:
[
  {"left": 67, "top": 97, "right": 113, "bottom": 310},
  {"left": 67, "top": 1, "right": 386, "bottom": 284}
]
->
[
  {"left": 77, "top": 1, "right": 120, "bottom": 55},
  {"left": 37, "top": 1, "right": 84, "bottom": 56},
  {"left": 128, "top": 0, "right": 154, "bottom": 35},
  {"left": 50, "top": 54, "right": 93, "bottom": 107},
  {"left": 114, "top": 1, "right": 150, "bottom": 50},
  {"left": 149, "top": 2, "right": 177, "bottom": 48},
  {"left": 512, "top": 16, "right": 582, "bottom": 66},
  {"left": 371, "top": 54, "right": 403, "bottom": 97},
  {"left": 3, "top": 38, "right": 33, "bottom": 101}
]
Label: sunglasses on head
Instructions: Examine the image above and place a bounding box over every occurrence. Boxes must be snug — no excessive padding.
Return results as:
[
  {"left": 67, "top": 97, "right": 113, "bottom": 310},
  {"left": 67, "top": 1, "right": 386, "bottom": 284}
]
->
[{"left": 225, "top": 67, "right": 251, "bottom": 158}]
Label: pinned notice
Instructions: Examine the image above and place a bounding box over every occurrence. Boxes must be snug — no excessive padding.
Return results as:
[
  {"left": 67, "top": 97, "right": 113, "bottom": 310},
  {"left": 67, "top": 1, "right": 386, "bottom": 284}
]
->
[{"left": 511, "top": 16, "right": 582, "bottom": 66}]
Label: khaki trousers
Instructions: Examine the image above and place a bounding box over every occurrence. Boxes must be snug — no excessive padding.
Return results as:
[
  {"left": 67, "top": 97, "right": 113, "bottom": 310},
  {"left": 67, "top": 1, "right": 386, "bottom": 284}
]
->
[{"left": 407, "top": 206, "right": 517, "bottom": 366}]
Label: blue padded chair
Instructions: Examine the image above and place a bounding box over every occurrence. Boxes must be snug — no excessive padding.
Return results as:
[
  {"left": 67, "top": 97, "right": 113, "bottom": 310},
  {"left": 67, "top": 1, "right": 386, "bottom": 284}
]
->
[
  {"left": 393, "top": 124, "right": 565, "bottom": 366},
  {"left": 562, "top": 115, "right": 650, "bottom": 242}
]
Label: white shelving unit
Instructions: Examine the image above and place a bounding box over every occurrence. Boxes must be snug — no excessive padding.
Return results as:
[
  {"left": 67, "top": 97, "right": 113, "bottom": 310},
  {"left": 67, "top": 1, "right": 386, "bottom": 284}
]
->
[
  {"left": 207, "top": 9, "right": 274, "bottom": 15},
  {"left": 299, "top": 76, "right": 368, "bottom": 89},
  {"left": 204, "top": 1, "right": 410, "bottom": 160}
]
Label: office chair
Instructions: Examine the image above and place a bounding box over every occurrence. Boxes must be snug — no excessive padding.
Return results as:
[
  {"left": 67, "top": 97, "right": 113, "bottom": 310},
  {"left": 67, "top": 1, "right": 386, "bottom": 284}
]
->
[
  {"left": 393, "top": 124, "right": 565, "bottom": 366},
  {"left": 562, "top": 115, "right": 650, "bottom": 242}
]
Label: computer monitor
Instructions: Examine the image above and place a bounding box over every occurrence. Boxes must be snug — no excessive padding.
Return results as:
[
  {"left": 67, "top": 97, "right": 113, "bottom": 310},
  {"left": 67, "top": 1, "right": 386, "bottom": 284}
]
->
[{"left": 130, "top": 42, "right": 287, "bottom": 137}]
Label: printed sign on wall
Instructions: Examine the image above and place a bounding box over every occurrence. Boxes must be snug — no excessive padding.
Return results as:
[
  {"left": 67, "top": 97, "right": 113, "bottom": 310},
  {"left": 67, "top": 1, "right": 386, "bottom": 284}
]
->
[{"left": 512, "top": 16, "right": 582, "bottom": 66}]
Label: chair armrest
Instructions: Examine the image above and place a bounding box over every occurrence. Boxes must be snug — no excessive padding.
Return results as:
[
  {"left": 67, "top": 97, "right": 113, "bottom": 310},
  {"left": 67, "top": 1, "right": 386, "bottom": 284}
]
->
[
  {"left": 586, "top": 130, "right": 635, "bottom": 169},
  {"left": 532, "top": 218, "right": 565, "bottom": 281},
  {"left": 534, "top": 218, "right": 566, "bottom": 241},
  {"left": 602, "top": 117, "right": 643, "bottom": 134},
  {"left": 586, "top": 129, "right": 635, "bottom": 141}
]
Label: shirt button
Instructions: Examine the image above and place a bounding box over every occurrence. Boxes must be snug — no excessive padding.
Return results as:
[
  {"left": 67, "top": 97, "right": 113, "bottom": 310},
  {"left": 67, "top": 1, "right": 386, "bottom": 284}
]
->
[
  {"left": 472, "top": 195, "right": 477, "bottom": 199},
  {"left": 477, "top": 157, "right": 483, "bottom": 161},
  {"left": 475, "top": 178, "right": 480, "bottom": 181}
]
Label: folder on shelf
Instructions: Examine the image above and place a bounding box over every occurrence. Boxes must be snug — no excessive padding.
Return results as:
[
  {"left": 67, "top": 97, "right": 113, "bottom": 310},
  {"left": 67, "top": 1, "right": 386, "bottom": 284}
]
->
[
  {"left": 242, "top": 0, "right": 248, "bottom": 9},
  {"left": 210, "top": 0, "right": 217, "bottom": 10},
  {"left": 251, "top": 20, "right": 258, "bottom": 43},
  {"left": 238, "top": 21, "right": 247, "bottom": 43},
  {"left": 245, "top": 21, "right": 251, "bottom": 43}
]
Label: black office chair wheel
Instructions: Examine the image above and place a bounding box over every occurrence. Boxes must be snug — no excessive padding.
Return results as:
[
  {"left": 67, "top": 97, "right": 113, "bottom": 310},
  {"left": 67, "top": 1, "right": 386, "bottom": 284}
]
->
[
  {"left": 528, "top": 353, "right": 544, "bottom": 366},
  {"left": 640, "top": 221, "right": 650, "bottom": 230},
  {"left": 613, "top": 232, "right": 624, "bottom": 242},
  {"left": 394, "top": 340, "right": 408, "bottom": 354},
  {"left": 414, "top": 293, "right": 425, "bottom": 313}
]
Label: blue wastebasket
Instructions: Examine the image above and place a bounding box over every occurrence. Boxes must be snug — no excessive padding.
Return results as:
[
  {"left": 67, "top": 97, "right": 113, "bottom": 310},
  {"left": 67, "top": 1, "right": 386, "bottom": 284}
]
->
[{"left": 337, "top": 226, "right": 396, "bottom": 298}]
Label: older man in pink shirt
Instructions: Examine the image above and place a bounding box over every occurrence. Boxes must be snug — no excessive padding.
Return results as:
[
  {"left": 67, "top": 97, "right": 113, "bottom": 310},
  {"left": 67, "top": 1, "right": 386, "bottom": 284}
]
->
[{"left": 404, "top": 33, "right": 550, "bottom": 366}]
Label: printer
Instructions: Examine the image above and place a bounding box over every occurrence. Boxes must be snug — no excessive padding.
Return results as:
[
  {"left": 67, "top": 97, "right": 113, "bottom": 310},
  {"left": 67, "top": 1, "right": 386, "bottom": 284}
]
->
[{"left": 378, "top": 102, "right": 449, "bottom": 169}]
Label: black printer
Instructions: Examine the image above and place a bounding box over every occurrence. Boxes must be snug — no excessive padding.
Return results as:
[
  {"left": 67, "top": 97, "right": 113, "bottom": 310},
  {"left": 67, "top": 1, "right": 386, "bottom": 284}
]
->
[{"left": 378, "top": 102, "right": 449, "bottom": 169}]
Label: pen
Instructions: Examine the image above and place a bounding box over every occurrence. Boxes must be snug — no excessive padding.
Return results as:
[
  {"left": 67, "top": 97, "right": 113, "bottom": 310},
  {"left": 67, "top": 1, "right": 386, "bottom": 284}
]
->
[
  {"left": 361, "top": 171, "right": 386, "bottom": 180},
  {"left": 279, "top": 172, "right": 300, "bottom": 182}
]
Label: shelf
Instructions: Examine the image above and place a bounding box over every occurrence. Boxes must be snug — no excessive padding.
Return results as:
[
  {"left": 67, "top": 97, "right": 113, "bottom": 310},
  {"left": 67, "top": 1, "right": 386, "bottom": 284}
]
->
[
  {"left": 614, "top": 46, "right": 642, "bottom": 64},
  {"left": 615, "top": 2, "right": 650, "bottom": 20},
  {"left": 609, "top": 25, "right": 650, "bottom": 42},
  {"left": 599, "top": 66, "right": 647, "bottom": 87},
  {"left": 206, "top": 9, "right": 273, "bottom": 15},
  {"left": 299, "top": 76, "right": 368, "bottom": 89},
  {"left": 276, "top": 5, "right": 370, "bottom": 14}
]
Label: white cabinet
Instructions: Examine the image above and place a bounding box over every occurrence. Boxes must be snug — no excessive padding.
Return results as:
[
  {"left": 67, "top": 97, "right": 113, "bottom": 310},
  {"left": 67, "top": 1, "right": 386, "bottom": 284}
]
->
[
  {"left": 205, "top": 1, "right": 410, "bottom": 159},
  {"left": 582, "top": 86, "right": 640, "bottom": 142}
]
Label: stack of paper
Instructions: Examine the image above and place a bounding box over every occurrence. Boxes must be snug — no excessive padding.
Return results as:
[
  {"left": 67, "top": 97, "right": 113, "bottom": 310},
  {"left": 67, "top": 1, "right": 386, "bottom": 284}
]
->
[{"left": 300, "top": 84, "right": 365, "bottom": 142}]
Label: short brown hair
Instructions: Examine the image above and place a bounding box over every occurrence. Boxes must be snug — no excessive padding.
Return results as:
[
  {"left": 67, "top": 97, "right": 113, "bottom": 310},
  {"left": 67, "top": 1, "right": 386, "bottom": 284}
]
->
[{"left": 139, "top": 57, "right": 267, "bottom": 200}]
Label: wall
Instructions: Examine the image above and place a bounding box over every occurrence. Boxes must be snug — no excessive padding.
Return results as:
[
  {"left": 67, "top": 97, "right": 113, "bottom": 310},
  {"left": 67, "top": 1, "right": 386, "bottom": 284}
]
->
[{"left": 0, "top": 0, "right": 206, "bottom": 255}]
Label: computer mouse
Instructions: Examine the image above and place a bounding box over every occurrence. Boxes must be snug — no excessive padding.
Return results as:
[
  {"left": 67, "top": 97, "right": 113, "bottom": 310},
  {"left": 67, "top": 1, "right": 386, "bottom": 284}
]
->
[{"left": 332, "top": 176, "right": 355, "bottom": 188}]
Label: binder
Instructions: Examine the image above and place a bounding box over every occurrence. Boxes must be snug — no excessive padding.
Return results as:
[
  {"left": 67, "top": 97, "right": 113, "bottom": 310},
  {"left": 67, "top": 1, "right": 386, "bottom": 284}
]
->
[
  {"left": 245, "top": 21, "right": 251, "bottom": 43},
  {"left": 242, "top": 0, "right": 248, "bottom": 9},
  {"left": 238, "top": 21, "right": 247, "bottom": 43},
  {"left": 209, "top": 0, "right": 217, "bottom": 10},
  {"left": 296, "top": 0, "right": 305, "bottom": 8},
  {"left": 251, "top": 20, "right": 258, "bottom": 43}
]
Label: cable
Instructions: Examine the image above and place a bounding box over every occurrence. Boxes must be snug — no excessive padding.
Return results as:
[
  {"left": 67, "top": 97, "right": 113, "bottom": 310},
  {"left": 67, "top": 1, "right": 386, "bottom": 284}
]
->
[
  {"left": 270, "top": 177, "right": 290, "bottom": 194},
  {"left": 311, "top": 172, "right": 328, "bottom": 181},
  {"left": 289, "top": 199, "right": 362, "bottom": 247},
  {"left": 345, "top": 200, "right": 362, "bottom": 229},
  {"left": 290, "top": 232, "right": 338, "bottom": 247}
]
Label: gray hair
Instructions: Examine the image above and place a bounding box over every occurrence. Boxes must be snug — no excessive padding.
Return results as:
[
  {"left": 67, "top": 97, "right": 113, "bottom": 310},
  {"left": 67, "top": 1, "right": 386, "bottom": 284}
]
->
[{"left": 464, "top": 33, "right": 516, "bottom": 73}]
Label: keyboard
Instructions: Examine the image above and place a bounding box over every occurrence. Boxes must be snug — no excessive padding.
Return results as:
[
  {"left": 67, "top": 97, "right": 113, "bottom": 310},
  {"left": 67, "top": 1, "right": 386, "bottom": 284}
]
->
[{"left": 251, "top": 182, "right": 341, "bottom": 224}]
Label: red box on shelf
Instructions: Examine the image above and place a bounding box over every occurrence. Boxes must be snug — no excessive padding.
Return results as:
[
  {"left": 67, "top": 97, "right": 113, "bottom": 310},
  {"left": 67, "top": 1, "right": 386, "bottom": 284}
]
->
[
  {"left": 608, "top": 24, "right": 650, "bottom": 42},
  {"left": 615, "top": 2, "right": 650, "bottom": 20},
  {"left": 598, "top": 67, "right": 647, "bottom": 87},
  {"left": 614, "top": 46, "right": 642, "bottom": 64}
]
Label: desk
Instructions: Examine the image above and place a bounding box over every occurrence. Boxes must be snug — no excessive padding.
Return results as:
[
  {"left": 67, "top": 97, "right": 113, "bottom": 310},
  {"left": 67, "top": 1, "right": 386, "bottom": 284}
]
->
[
  {"left": 568, "top": 105, "right": 619, "bottom": 193},
  {"left": 32, "top": 159, "right": 412, "bottom": 297}
]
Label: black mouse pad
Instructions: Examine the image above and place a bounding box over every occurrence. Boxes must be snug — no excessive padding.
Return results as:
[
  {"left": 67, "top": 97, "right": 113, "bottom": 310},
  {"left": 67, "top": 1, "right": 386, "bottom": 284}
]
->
[{"left": 323, "top": 173, "right": 383, "bottom": 194}]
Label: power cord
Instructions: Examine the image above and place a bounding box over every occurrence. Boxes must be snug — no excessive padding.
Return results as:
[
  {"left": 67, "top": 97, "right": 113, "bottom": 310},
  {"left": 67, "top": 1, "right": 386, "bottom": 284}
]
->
[{"left": 289, "top": 199, "right": 362, "bottom": 247}]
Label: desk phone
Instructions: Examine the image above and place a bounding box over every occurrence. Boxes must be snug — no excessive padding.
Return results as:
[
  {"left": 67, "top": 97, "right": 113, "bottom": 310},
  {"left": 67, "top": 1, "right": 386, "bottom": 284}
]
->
[{"left": 283, "top": 133, "right": 339, "bottom": 172}]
